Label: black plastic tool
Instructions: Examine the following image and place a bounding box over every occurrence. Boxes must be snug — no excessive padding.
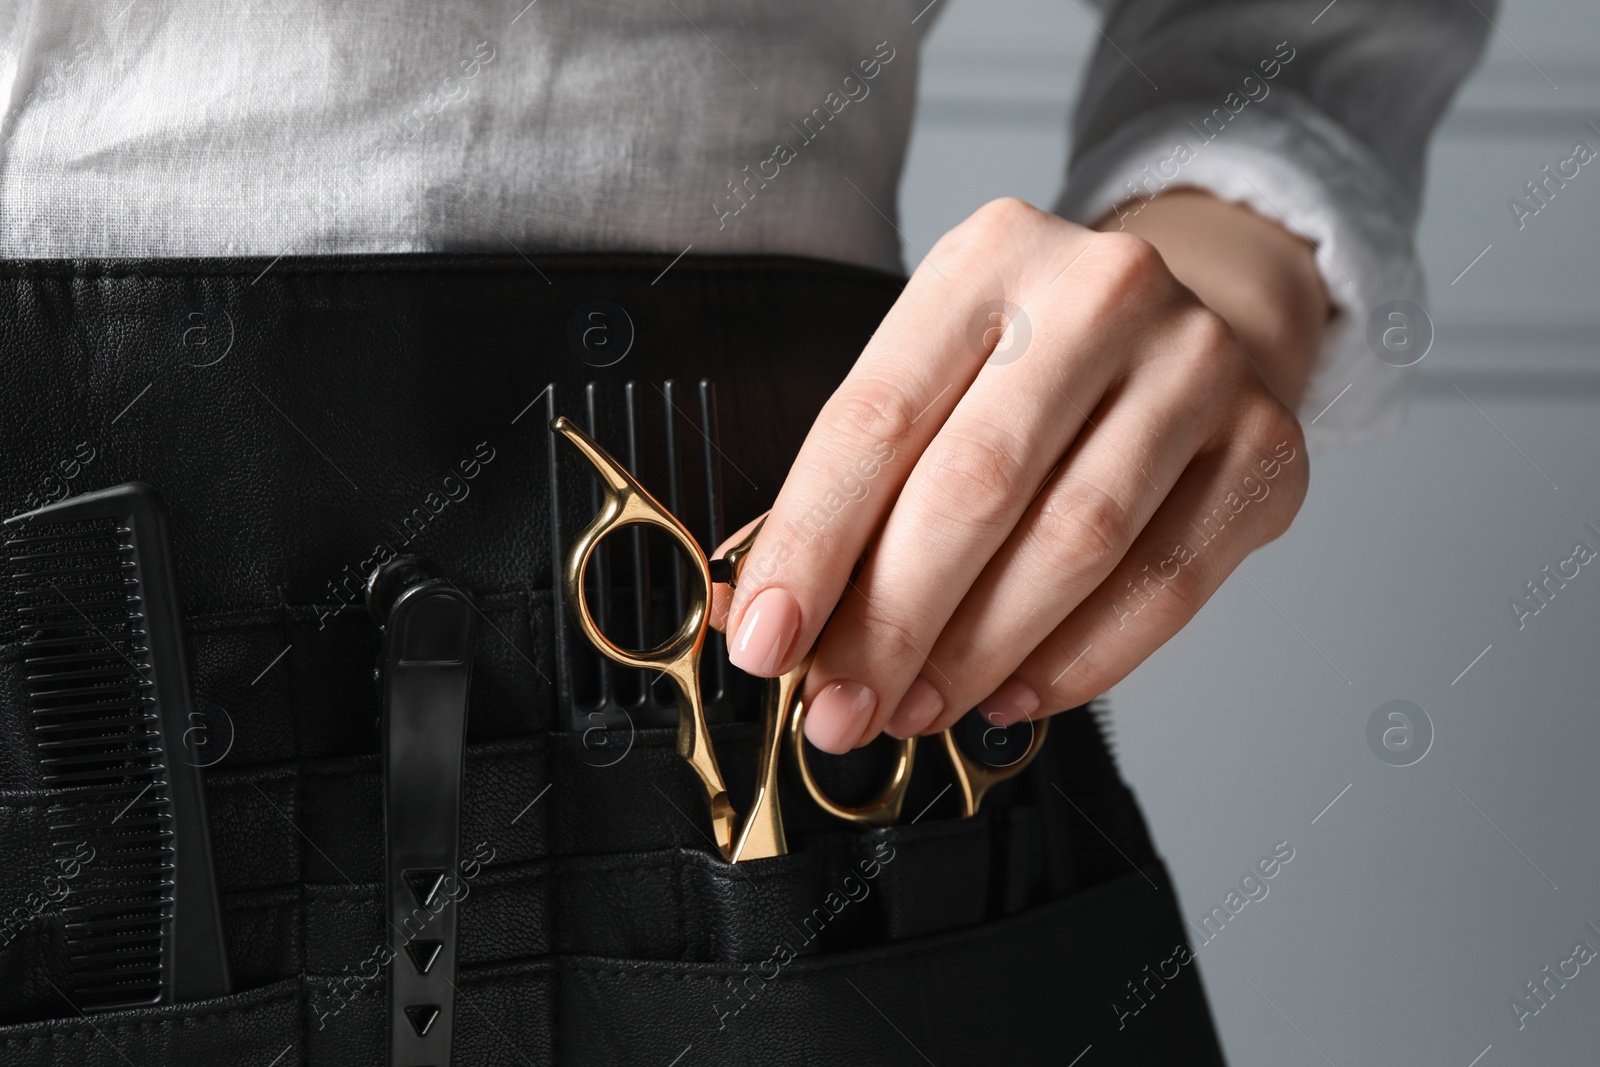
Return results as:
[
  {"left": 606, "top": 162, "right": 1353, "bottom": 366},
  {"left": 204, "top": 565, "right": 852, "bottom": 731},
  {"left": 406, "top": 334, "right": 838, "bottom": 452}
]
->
[
  {"left": 545, "top": 379, "right": 736, "bottom": 762},
  {"left": 5, "top": 482, "right": 230, "bottom": 1009},
  {"left": 368, "top": 557, "right": 477, "bottom": 1067}
]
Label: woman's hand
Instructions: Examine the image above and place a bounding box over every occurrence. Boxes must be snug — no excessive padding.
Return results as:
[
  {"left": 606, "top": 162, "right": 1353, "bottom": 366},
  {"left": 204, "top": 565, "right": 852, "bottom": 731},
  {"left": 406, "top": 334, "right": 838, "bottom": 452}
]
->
[{"left": 711, "top": 191, "right": 1328, "bottom": 753}]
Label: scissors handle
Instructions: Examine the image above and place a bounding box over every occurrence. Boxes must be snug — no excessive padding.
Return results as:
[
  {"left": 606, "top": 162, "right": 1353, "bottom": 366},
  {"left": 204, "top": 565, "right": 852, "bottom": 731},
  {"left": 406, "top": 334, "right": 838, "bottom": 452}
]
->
[
  {"left": 727, "top": 657, "right": 804, "bottom": 861},
  {"left": 552, "top": 416, "right": 737, "bottom": 858},
  {"left": 785, "top": 698, "right": 917, "bottom": 827},
  {"left": 786, "top": 701, "right": 1050, "bottom": 824},
  {"left": 938, "top": 716, "right": 1050, "bottom": 815}
]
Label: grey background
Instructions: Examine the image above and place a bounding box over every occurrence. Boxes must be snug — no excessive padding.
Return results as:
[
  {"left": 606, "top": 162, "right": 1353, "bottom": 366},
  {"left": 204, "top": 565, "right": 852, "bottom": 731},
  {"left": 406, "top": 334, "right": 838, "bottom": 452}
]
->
[{"left": 900, "top": 2, "right": 1600, "bottom": 1064}]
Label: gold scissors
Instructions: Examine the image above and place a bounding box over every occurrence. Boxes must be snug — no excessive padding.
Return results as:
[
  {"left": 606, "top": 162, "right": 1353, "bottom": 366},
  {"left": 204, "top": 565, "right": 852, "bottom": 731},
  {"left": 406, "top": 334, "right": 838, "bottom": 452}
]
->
[{"left": 553, "top": 415, "right": 1048, "bottom": 859}]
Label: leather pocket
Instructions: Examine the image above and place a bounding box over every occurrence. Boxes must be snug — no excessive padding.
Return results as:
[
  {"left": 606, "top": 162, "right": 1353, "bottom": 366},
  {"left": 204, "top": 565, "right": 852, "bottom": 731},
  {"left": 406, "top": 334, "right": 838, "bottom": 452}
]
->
[
  {"left": 303, "top": 959, "right": 554, "bottom": 1067},
  {"left": 553, "top": 863, "right": 1224, "bottom": 1067},
  {"left": 0, "top": 979, "right": 301, "bottom": 1066}
]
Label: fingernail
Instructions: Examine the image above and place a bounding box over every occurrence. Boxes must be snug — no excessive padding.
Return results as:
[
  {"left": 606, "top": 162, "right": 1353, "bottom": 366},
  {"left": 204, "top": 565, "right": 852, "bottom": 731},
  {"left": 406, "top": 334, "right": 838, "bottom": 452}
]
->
[
  {"left": 728, "top": 587, "right": 801, "bottom": 676},
  {"left": 978, "top": 679, "right": 1041, "bottom": 727},
  {"left": 805, "top": 680, "right": 877, "bottom": 754},
  {"left": 886, "top": 678, "right": 945, "bottom": 739}
]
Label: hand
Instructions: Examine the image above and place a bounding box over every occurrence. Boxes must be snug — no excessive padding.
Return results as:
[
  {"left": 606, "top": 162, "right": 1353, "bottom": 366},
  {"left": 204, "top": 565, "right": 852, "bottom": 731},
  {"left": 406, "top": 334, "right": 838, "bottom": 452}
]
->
[{"left": 712, "top": 192, "right": 1328, "bottom": 754}]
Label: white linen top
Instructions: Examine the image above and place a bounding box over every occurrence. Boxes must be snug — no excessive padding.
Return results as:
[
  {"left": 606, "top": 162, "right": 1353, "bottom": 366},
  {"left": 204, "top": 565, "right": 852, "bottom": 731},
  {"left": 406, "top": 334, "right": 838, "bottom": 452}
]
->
[{"left": 0, "top": 0, "right": 1492, "bottom": 442}]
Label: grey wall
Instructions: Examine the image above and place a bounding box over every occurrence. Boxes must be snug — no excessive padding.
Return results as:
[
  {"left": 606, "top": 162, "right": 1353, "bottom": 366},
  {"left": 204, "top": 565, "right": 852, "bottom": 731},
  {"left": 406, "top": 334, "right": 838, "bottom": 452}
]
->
[{"left": 900, "top": 2, "right": 1600, "bottom": 1064}]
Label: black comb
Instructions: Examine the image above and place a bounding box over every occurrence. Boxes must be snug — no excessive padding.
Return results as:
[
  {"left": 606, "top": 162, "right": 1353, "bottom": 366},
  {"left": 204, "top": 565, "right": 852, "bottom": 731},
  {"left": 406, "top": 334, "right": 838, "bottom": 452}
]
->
[
  {"left": 6, "top": 482, "right": 230, "bottom": 1010},
  {"left": 546, "top": 379, "right": 737, "bottom": 758}
]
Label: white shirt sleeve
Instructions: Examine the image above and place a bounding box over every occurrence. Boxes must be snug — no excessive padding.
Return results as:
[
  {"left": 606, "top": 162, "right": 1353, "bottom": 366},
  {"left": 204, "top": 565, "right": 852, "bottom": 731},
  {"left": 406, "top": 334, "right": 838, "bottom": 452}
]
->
[{"left": 1055, "top": 0, "right": 1494, "bottom": 446}]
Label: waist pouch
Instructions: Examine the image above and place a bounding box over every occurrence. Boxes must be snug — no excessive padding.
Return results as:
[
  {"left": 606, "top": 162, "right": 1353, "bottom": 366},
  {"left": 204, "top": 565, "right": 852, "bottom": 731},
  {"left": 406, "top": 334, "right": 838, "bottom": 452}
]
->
[{"left": 0, "top": 253, "right": 1223, "bottom": 1065}]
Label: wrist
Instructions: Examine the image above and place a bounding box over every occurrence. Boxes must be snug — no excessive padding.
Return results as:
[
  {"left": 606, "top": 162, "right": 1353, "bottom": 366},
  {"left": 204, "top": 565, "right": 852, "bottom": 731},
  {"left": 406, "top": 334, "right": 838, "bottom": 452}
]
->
[{"left": 1095, "top": 188, "right": 1330, "bottom": 409}]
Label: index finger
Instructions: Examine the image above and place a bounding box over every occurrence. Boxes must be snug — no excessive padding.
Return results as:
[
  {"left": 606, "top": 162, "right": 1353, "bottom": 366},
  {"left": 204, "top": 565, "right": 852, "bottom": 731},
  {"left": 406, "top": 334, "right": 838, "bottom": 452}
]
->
[{"left": 719, "top": 206, "right": 1048, "bottom": 679}]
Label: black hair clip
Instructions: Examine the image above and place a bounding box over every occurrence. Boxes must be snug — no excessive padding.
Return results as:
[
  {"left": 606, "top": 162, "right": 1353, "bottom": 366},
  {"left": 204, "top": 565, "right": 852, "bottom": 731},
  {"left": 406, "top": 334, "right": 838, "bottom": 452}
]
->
[{"left": 368, "top": 557, "right": 478, "bottom": 1067}]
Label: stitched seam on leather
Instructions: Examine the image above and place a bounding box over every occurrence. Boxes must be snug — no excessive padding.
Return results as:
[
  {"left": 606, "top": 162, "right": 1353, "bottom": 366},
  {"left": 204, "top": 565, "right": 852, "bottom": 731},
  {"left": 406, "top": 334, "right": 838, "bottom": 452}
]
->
[
  {"left": 0, "top": 987, "right": 298, "bottom": 1043},
  {"left": 180, "top": 592, "right": 529, "bottom": 633}
]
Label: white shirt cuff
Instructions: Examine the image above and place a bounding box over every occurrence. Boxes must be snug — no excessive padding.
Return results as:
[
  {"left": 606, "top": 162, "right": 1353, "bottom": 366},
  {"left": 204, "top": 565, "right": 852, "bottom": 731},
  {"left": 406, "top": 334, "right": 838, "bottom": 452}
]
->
[{"left": 1055, "top": 102, "right": 1423, "bottom": 447}]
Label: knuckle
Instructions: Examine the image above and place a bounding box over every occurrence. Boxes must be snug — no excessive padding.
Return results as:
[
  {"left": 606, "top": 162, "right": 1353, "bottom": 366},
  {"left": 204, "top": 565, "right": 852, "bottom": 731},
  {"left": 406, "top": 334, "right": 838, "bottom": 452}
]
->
[
  {"left": 1084, "top": 231, "right": 1168, "bottom": 299},
  {"left": 1255, "top": 427, "right": 1309, "bottom": 541},
  {"left": 920, "top": 430, "right": 1028, "bottom": 530},
  {"left": 1179, "top": 306, "right": 1238, "bottom": 366},
  {"left": 933, "top": 197, "right": 1048, "bottom": 264},
  {"left": 826, "top": 378, "right": 918, "bottom": 455},
  {"left": 1163, "top": 306, "right": 1244, "bottom": 389},
  {"left": 971, "top": 196, "right": 1046, "bottom": 232},
  {"left": 1032, "top": 481, "right": 1133, "bottom": 580},
  {"left": 851, "top": 598, "right": 933, "bottom": 666},
  {"left": 1043, "top": 654, "right": 1114, "bottom": 711},
  {"left": 1134, "top": 557, "right": 1210, "bottom": 628},
  {"left": 1242, "top": 398, "right": 1308, "bottom": 480}
]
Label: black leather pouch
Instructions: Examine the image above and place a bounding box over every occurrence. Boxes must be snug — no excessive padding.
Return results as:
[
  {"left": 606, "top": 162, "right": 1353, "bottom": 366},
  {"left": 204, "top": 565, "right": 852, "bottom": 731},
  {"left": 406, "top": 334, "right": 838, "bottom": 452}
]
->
[{"left": 0, "top": 254, "right": 1223, "bottom": 1065}]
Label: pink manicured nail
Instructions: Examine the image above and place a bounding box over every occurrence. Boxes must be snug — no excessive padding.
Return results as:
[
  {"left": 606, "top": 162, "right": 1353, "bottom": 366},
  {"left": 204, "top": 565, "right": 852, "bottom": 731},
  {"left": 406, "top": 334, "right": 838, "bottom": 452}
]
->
[
  {"left": 978, "top": 680, "right": 1041, "bottom": 727},
  {"left": 886, "top": 678, "right": 945, "bottom": 739},
  {"left": 805, "top": 681, "right": 877, "bottom": 754},
  {"left": 728, "top": 587, "right": 801, "bottom": 676}
]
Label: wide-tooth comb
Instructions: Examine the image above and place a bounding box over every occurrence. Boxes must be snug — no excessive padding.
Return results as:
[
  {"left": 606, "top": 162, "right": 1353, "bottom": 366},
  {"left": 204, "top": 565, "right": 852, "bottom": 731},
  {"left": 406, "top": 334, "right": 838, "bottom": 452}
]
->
[
  {"left": 6, "top": 482, "right": 229, "bottom": 1010},
  {"left": 546, "top": 380, "right": 735, "bottom": 747}
]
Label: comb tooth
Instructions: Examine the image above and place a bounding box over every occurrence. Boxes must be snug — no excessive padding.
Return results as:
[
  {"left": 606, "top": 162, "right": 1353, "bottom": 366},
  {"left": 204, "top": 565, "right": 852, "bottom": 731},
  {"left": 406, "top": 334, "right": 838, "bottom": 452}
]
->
[
  {"left": 72, "top": 965, "right": 167, "bottom": 979},
  {"left": 661, "top": 380, "right": 687, "bottom": 708},
  {"left": 74, "top": 985, "right": 163, "bottom": 1007},
  {"left": 72, "top": 973, "right": 166, "bottom": 990},
  {"left": 25, "top": 645, "right": 135, "bottom": 664},
  {"left": 9, "top": 543, "right": 135, "bottom": 563},
  {"left": 583, "top": 383, "right": 619, "bottom": 709},
  {"left": 51, "top": 821, "right": 170, "bottom": 843},
  {"left": 13, "top": 577, "right": 138, "bottom": 597},
  {"left": 47, "top": 777, "right": 164, "bottom": 796},
  {"left": 29, "top": 681, "right": 152, "bottom": 701},
  {"left": 29, "top": 673, "right": 151, "bottom": 693},
  {"left": 46, "top": 779, "right": 165, "bottom": 801},
  {"left": 65, "top": 906, "right": 170, "bottom": 920},
  {"left": 17, "top": 633, "right": 148, "bottom": 652},
  {"left": 75, "top": 976, "right": 164, "bottom": 992},
  {"left": 65, "top": 886, "right": 173, "bottom": 904},
  {"left": 67, "top": 867, "right": 176, "bottom": 885},
  {"left": 35, "top": 718, "right": 159, "bottom": 741},
  {"left": 545, "top": 382, "right": 584, "bottom": 717},
  {"left": 26, "top": 663, "right": 139, "bottom": 682},
  {"left": 68, "top": 943, "right": 167, "bottom": 962},
  {"left": 39, "top": 749, "right": 165, "bottom": 771},
  {"left": 67, "top": 924, "right": 166, "bottom": 942},
  {"left": 44, "top": 777, "right": 162, "bottom": 793},
  {"left": 43, "top": 773, "right": 165, "bottom": 794},
  {"left": 34, "top": 712, "right": 154, "bottom": 730},
  {"left": 65, "top": 914, "right": 170, "bottom": 934},
  {"left": 15, "top": 599, "right": 139, "bottom": 619},
  {"left": 32, "top": 690, "right": 150, "bottom": 706},
  {"left": 32, "top": 710, "right": 151, "bottom": 726},
  {"left": 699, "top": 380, "right": 726, "bottom": 549},
  {"left": 39, "top": 743, "right": 164, "bottom": 766},
  {"left": 65, "top": 878, "right": 175, "bottom": 896},
  {"left": 75, "top": 851, "right": 174, "bottom": 870},
  {"left": 4, "top": 528, "right": 125, "bottom": 550},
  {"left": 65, "top": 895, "right": 170, "bottom": 913},
  {"left": 74, "top": 983, "right": 165, "bottom": 1002},
  {"left": 623, "top": 382, "right": 652, "bottom": 710},
  {"left": 697, "top": 380, "right": 730, "bottom": 708}
]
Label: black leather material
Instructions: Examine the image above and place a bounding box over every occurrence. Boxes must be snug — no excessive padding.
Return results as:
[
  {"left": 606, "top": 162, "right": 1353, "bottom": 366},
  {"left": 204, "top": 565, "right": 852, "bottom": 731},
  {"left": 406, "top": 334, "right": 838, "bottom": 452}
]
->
[{"left": 0, "top": 253, "right": 1225, "bottom": 1065}]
